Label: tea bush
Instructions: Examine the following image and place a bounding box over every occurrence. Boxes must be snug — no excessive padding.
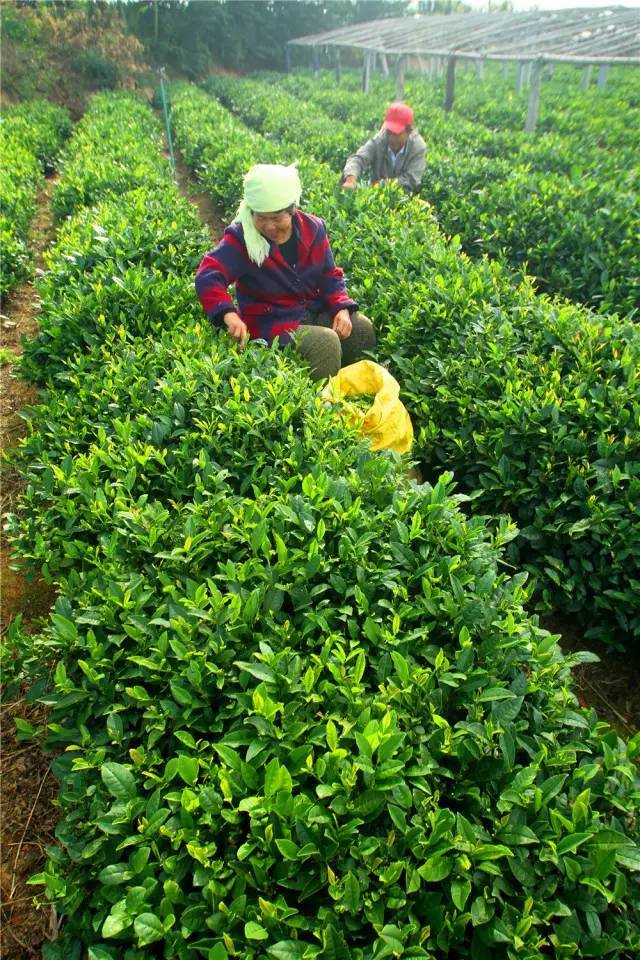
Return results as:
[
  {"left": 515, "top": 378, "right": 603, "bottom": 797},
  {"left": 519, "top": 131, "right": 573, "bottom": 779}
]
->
[
  {"left": 0, "top": 100, "right": 70, "bottom": 297},
  {"left": 3, "top": 99, "right": 71, "bottom": 169},
  {"left": 21, "top": 93, "right": 208, "bottom": 382},
  {"left": 262, "top": 71, "right": 639, "bottom": 317},
  {"left": 51, "top": 92, "right": 168, "bottom": 222},
  {"left": 12, "top": 341, "right": 640, "bottom": 959}
]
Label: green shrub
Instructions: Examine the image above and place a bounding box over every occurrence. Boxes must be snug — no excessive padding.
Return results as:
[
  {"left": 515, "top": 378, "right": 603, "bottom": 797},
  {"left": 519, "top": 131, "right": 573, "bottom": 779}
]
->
[
  {"left": 72, "top": 50, "right": 120, "bottom": 90},
  {"left": 51, "top": 92, "right": 167, "bottom": 221},
  {"left": 3, "top": 99, "right": 71, "bottom": 169}
]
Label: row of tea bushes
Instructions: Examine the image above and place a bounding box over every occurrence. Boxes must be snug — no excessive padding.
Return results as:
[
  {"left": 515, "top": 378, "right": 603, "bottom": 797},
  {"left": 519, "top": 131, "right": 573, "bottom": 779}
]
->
[
  {"left": 423, "top": 63, "right": 640, "bottom": 147},
  {"left": 271, "top": 70, "right": 631, "bottom": 184},
  {"left": 7, "top": 88, "right": 640, "bottom": 960},
  {"left": 175, "top": 82, "right": 640, "bottom": 646},
  {"left": 20, "top": 93, "right": 206, "bottom": 383},
  {"left": 0, "top": 99, "right": 70, "bottom": 298},
  {"left": 17, "top": 79, "right": 640, "bottom": 960},
  {"left": 256, "top": 71, "right": 638, "bottom": 317}
]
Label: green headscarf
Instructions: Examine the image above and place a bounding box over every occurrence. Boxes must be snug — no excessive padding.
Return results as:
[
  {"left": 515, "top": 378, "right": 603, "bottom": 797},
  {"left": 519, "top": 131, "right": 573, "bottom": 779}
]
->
[{"left": 235, "top": 163, "right": 302, "bottom": 266}]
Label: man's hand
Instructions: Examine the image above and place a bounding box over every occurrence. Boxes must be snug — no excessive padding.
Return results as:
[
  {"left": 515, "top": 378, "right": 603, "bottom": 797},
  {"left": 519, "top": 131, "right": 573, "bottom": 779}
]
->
[
  {"left": 341, "top": 175, "right": 357, "bottom": 190},
  {"left": 332, "top": 309, "right": 352, "bottom": 340},
  {"left": 224, "top": 311, "right": 249, "bottom": 346}
]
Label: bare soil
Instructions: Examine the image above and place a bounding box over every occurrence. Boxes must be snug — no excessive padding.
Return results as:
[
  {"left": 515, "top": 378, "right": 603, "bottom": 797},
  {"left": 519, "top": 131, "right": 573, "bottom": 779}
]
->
[
  {"left": 546, "top": 615, "right": 640, "bottom": 738},
  {"left": 172, "top": 143, "right": 228, "bottom": 242}
]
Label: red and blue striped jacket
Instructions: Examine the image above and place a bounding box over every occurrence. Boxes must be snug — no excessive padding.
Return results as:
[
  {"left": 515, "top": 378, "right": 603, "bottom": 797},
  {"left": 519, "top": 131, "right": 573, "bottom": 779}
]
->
[{"left": 195, "top": 210, "right": 357, "bottom": 344}]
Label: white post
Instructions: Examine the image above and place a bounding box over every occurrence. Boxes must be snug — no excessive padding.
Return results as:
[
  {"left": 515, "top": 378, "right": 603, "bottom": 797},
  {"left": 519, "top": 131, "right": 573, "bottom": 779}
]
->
[
  {"left": 396, "top": 56, "right": 406, "bottom": 99},
  {"left": 598, "top": 64, "right": 609, "bottom": 90},
  {"left": 362, "top": 52, "right": 371, "bottom": 94},
  {"left": 582, "top": 65, "right": 592, "bottom": 90},
  {"left": 525, "top": 59, "right": 544, "bottom": 133},
  {"left": 380, "top": 53, "right": 389, "bottom": 77},
  {"left": 546, "top": 63, "right": 554, "bottom": 78},
  {"left": 516, "top": 61, "right": 524, "bottom": 93},
  {"left": 477, "top": 58, "right": 484, "bottom": 80},
  {"left": 444, "top": 55, "right": 456, "bottom": 112},
  {"left": 502, "top": 62, "right": 510, "bottom": 80}
]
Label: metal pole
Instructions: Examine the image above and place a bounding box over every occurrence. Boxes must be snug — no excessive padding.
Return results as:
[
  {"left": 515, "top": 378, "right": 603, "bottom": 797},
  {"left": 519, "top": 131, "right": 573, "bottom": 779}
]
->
[
  {"left": 158, "top": 68, "right": 176, "bottom": 182},
  {"left": 335, "top": 48, "right": 341, "bottom": 84},
  {"left": 312, "top": 46, "right": 319, "bottom": 79},
  {"left": 516, "top": 61, "right": 524, "bottom": 93},
  {"left": 285, "top": 44, "right": 291, "bottom": 73},
  {"left": 582, "top": 64, "right": 592, "bottom": 90}
]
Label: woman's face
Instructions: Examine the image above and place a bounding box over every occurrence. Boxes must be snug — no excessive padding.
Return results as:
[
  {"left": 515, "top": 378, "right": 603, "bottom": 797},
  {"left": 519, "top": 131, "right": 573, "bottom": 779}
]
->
[{"left": 252, "top": 209, "right": 293, "bottom": 245}]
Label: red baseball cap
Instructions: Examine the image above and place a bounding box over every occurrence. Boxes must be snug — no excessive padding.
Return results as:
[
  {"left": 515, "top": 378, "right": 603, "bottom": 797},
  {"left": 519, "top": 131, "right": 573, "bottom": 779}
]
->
[{"left": 383, "top": 102, "right": 414, "bottom": 134}]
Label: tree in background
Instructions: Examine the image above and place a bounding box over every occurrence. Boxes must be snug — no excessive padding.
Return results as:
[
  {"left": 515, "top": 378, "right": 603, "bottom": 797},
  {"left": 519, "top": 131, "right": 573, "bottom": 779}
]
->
[{"left": 124, "top": 1, "right": 412, "bottom": 75}]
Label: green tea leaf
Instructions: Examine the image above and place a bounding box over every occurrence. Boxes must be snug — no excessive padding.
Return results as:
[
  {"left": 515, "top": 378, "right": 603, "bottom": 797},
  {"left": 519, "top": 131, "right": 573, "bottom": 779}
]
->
[
  {"left": 245, "top": 921, "right": 269, "bottom": 940},
  {"left": 101, "top": 762, "right": 136, "bottom": 800},
  {"left": 134, "top": 912, "right": 165, "bottom": 946}
]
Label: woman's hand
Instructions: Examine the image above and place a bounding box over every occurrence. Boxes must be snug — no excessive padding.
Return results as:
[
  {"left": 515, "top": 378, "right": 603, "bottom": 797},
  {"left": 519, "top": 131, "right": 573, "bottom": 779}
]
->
[
  {"left": 332, "top": 309, "right": 352, "bottom": 340},
  {"left": 224, "top": 311, "right": 249, "bottom": 346},
  {"left": 341, "top": 175, "right": 357, "bottom": 190}
]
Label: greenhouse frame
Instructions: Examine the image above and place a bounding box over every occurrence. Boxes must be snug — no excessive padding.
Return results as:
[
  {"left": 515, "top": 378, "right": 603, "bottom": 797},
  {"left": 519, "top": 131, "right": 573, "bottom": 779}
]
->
[{"left": 287, "top": 7, "right": 640, "bottom": 131}]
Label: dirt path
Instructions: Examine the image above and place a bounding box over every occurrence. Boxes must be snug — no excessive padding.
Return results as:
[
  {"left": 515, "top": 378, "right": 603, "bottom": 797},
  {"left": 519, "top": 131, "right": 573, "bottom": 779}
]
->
[
  {"left": 1, "top": 174, "right": 59, "bottom": 960},
  {"left": 546, "top": 615, "right": 640, "bottom": 738},
  {"left": 172, "top": 142, "right": 228, "bottom": 242}
]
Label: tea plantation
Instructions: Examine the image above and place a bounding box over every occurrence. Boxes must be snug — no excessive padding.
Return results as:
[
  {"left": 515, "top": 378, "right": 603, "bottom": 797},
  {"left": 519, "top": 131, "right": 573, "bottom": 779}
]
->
[{"left": 2, "top": 72, "right": 639, "bottom": 960}]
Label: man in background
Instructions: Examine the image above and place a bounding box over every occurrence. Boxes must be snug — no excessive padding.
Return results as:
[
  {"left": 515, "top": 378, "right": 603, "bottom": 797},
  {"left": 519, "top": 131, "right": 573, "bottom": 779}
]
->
[{"left": 341, "top": 102, "right": 426, "bottom": 194}]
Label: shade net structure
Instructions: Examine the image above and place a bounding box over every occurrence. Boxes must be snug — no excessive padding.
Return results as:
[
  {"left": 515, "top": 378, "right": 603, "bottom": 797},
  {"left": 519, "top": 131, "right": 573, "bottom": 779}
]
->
[{"left": 288, "top": 7, "right": 640, "bottom": 130}]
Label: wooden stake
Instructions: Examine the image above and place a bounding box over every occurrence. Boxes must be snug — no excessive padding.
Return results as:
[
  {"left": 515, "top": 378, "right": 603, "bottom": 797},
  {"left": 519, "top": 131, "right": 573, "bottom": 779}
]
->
[
  {"left": 525, "top": 59, "right": 544, "bottom": 133},
  {"left": 598, "top": 64, "right": 609, "bottom": 90},
  {"left": 395, "top": 55, "right": 406, "bottom": 99},
  {"left": 362, "top": 52, "right": 371, "bottom": 94},
  {"left": 445, "top": 55, "right": 456, "bottom": 112}
]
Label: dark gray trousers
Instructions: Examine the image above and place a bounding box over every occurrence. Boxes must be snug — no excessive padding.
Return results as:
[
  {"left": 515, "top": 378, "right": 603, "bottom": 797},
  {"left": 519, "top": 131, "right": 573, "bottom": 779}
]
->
[{"left": 294, "top": 311, "right": 376, "bottom": 381}]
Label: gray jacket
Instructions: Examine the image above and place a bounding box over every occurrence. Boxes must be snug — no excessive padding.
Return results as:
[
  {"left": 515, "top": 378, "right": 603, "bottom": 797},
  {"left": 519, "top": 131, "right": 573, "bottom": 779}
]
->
[{"left": 342, "top": 129, "right": 426, "bottom": 193}]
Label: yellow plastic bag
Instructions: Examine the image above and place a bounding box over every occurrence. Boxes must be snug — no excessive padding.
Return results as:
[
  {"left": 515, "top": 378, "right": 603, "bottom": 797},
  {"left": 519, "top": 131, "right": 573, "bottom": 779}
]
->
[{"left": 322, "top": 359, "right": 413, "bottom": 455}]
